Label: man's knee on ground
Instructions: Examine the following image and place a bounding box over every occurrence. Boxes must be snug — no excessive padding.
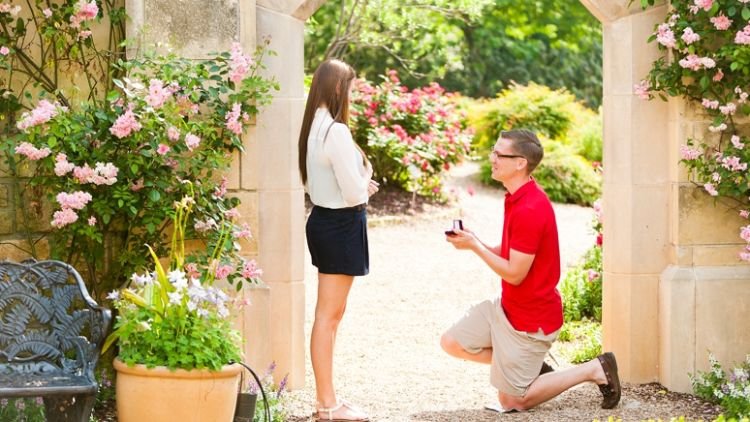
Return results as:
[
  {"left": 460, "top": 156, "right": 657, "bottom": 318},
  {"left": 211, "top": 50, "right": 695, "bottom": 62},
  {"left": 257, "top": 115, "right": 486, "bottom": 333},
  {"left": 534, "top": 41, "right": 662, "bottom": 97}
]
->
[
  {"left": 439, "top": 333, "right": 463, "bottom": 356},
  {"left": 498, "top": 391, "right": 531, "bottom": 411}
]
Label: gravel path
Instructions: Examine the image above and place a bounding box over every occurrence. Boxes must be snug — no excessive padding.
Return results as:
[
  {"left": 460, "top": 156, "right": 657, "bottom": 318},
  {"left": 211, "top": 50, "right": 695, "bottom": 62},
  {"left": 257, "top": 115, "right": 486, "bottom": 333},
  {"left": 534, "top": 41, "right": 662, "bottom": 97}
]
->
[{"left": 284, "top": 163, "right": 721, "bottom": 422}]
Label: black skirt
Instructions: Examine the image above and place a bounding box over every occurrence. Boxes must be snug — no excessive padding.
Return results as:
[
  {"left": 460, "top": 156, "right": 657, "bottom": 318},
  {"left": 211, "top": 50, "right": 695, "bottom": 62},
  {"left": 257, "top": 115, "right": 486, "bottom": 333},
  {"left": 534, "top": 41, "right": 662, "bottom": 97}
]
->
[{"left": 306, "top": 204, "right": 369, "bottom": 276}]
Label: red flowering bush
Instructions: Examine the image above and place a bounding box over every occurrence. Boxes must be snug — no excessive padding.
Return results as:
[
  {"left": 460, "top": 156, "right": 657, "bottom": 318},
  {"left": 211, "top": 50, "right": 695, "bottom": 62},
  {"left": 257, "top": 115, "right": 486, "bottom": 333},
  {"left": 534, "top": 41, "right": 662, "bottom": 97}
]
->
[{"left": 349, "top": 71, "right": 472, "bottom": 198}]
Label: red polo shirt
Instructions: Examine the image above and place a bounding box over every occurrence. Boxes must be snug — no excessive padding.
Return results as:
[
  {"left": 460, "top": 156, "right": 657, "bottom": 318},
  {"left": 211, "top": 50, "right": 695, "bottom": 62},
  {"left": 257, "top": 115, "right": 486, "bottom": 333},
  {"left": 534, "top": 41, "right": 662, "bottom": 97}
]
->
[{"left": 499, "top": 179, "right": 563, "bottom": 335}]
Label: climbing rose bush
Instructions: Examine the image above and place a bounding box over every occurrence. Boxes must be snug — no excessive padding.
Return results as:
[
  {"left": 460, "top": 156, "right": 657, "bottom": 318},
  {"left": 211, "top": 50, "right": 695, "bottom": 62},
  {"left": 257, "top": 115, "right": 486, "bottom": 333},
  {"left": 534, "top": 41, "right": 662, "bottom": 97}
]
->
[
  {"left": 5, "top": 40, "right": 277, "bottom": 296},
  {"left": 349, "top": 71, "right": 472, "bottom": 198},
  {"left": 637, "top": 0, "right": 750, "bottom": 261}
]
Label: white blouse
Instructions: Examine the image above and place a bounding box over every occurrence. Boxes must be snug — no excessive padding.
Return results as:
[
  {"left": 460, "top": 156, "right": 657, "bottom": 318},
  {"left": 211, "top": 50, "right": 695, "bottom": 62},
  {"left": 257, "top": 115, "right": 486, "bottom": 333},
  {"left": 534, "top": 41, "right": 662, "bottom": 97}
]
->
[{"left": 306, "top": 108, "right": 371, "bottom": 208}]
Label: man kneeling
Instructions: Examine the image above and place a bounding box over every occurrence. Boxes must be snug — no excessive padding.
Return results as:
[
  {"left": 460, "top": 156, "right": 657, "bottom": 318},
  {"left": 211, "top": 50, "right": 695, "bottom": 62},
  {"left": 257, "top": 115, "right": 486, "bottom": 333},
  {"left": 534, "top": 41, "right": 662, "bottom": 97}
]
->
[{"left": 441, "top": 129, "right": 620, "bottom": 412}]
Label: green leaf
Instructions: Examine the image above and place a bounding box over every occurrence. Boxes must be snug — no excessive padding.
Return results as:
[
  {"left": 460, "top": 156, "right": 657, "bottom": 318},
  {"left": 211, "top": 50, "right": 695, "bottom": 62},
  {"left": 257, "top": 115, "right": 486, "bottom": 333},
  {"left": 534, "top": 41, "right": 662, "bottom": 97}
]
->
[
  {"left": 699, "top": 75, "right": 710, "bottom": 90},
  {"left": 149, "top": 190, "right": 161, "bottom": 202},
  {"left": 728, "top": 6, "right": 737, "bottom": 17},
  {"left": 47, "top": 136, "right": 57, "bottom": 147},
  {"left": 130, "top": 163, "right": 139, "bottom": 174},
  {"left": 743, "top": 7, "right": 750, "bottom": 21}
]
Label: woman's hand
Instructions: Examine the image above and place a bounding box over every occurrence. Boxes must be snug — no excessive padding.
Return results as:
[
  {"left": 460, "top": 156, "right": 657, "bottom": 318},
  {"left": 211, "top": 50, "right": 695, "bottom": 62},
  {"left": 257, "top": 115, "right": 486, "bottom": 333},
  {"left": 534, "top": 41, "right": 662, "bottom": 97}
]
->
[{"left": 367, "top": 179, "right": 379, "bottom": 197}]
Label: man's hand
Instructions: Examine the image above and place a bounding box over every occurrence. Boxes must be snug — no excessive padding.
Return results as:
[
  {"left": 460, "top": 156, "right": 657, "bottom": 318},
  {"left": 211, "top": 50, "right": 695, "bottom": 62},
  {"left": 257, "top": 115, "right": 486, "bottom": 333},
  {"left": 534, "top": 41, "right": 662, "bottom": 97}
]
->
[
  {"left": 367, "top": 179, "right": 379, "bottom": 197},
  {"left": 445, "top": 228, "right": 479, "bottom": 251}
]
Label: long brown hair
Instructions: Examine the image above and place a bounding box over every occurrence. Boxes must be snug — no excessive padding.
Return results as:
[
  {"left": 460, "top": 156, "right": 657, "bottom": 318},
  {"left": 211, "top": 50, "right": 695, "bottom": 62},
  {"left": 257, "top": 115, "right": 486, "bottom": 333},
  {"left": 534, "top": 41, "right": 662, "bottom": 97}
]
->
[{"left": 298, "top": 59, "right": 369, "bottom": 184}]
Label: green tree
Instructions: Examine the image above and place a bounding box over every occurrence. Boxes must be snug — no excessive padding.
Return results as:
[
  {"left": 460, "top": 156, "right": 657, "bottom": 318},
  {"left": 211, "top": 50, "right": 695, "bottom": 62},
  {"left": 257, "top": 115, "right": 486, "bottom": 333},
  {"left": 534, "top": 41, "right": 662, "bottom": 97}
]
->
[
  {"left": 305, "top": 0, "right": 492, "bottom": 83},
  {"left": 443, "top": 0, "right": 602, "bottom": 107},
  {"left": 305, "top": 0, "right": 603, "bottom": 107}
]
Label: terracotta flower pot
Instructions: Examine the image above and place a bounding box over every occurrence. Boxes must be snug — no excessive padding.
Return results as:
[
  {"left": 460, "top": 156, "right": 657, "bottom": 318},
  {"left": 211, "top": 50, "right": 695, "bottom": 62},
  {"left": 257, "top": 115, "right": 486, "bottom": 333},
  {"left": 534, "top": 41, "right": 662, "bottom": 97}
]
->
[{"left": 114, "top": 358, "right": 242, "bottom": 422}]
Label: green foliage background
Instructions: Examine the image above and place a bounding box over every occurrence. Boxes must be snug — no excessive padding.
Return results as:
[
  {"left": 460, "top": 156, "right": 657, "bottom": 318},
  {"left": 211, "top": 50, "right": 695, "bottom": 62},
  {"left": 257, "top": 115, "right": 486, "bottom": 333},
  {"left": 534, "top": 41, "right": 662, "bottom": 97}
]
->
[{"left": 305, "top": 0, "right": 602, "bottom": 107}]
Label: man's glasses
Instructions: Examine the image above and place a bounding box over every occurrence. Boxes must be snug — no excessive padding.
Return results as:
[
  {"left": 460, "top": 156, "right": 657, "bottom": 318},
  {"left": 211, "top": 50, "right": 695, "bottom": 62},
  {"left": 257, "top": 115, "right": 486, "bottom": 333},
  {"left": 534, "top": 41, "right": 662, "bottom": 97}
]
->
[{"left": 489, "top": 151, "right": 524, "bottom": 160}]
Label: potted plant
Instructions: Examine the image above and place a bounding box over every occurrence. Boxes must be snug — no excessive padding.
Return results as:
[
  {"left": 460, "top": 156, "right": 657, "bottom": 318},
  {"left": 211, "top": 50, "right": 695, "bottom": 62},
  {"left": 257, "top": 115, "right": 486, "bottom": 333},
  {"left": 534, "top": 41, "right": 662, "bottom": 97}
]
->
[{"left": 103, "top": 184, "right": 261, "bottom": 422}]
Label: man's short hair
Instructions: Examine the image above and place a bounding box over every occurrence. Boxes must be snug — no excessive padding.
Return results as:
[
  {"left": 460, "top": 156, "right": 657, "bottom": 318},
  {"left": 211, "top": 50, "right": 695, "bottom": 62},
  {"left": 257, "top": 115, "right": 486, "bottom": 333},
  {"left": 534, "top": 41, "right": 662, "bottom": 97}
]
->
[{"left": 500, "top": 129, "right": 544, "bottom": 173}]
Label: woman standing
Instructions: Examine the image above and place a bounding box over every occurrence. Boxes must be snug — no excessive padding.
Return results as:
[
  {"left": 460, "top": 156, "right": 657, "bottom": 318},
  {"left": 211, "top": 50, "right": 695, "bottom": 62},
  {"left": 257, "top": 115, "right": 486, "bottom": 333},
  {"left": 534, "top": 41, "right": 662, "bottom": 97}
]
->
[{"left": 298, "top": 59, "right": 378, "bottom": 422}]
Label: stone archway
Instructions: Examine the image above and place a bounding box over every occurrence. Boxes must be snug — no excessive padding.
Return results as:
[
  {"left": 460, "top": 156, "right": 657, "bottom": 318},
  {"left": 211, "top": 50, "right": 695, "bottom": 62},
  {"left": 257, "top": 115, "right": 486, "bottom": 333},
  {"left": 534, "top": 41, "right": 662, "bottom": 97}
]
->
[{"left": 248, "top": 0, "right": 750, "bottom": 392}]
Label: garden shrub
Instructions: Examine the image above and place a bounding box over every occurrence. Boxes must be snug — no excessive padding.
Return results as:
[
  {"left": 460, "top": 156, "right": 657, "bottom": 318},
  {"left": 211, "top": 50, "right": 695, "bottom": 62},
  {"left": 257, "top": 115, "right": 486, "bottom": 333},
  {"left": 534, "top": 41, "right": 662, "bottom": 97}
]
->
[
  {"left": 532, "top": 143, "right": 602, "bottom": 206},
  {"left": 569, "top": 108, "right": 603, "bottom": 163},
  {"left": 469, "top": 82, "right": 598, "bottom": 151},
  {"left": 480, "top": 141, "right": 602, "bottom": 206},
  {"left": 558, "top": 320, "right": 602, "bottom": 364},
  {"left": 470, "top": 83, "right": 602, "bottom": 205},
  {"left": 349, "top": 71, "right": 473, "bottom": 198},
  {"left": 560, "top": 244, "right": 603, "bottom": 322},
  {"left": 692, "top": 353, "right": 750, "bottom": 420},
  {"left": 561, "top": 199, "right": 603, "bottom": 322}
]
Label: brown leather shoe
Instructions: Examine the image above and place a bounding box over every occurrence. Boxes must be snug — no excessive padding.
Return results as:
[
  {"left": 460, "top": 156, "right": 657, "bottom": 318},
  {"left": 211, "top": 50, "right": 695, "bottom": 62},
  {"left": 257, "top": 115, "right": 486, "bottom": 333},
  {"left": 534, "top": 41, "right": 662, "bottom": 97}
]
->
[{"left": 597, "top": 352, "right": 621, "bottom": 409}]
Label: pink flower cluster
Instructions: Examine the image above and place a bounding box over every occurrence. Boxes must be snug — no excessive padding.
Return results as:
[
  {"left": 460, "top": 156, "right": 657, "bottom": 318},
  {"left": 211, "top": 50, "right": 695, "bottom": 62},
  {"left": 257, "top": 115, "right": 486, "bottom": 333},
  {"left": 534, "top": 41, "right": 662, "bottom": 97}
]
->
[
  {"left": 678, "top": 54, "right": 715, "bottom": 71},
  {"left": 711, "top": 14, "right": 732, "bottom": 31},
  {"left": 720, "top": 155, "right": 747, "bottom": 172},
  {"left": 110, "top": 108, "right": 142, "bottom": 138},
  {"left": 701, "top": 98, "right": 719, "bottom": 109},
  {"left": 215, "top": 264, "right": 234, "bottom": 281},
  {"left": 731, "top": 135, "right": 745, "bottom": 149},
  {"left": 15, "top": 142, "right": 51, "bottom": 160},
  {"left": 51, "top": 191, "right": 92, "bottom": 228},
  {"left": 56, "top": 191, "right": 92, "bottom": 210},
  {"left": 703, "top": 183, "right": 719, "bottom": 196},
  {"left": 241, "top": 259, "right": 262, "bottom": 279},
  {"left": 633, "top": 80, "right": 651, "bottom": 100},
  {"left": 681, "top": 27, "right": 701, "bottom": 44},
  {"left": 736, "top": 24, "right": 750, "bottom": 45},
  {"left": 214, "top": 176, "right": 227, "bottom": 198},
  {"left": 719, "top": 103, "right": 736, "bottom": 115},
  {"left": 73, "top": 162, "right": 119, "bottom": 185},
  {"left": 54, "top": 153, "right": 76, "bottom": 176},
  {"left": 656, "top": 23, "right": 677, "bottom": 49},
  {"left": 229, "top": 42, "right": 253, "bottom": 84},
  {"left": 145, "top": 79, "right": 172, "bottom": 109},
  {"left": 0, "top": 3, "right": 21, "bottom": 15},
  {"left": 680, "top": 145, "right": 702, "bottom": 160},
  {"left": 17, "top": 99, "right": 63, "bottom": 131},
  {"left": 167, "top": 126, "right": 181, "bottom": 141},
  {"left": 225, "top": 103, "right": 243, "bottom": 135},
  {"left": 233, "top": 223, "right": 252, "bottom": 239},
  {"left": 587, "top": 269, "right": 600, "bottom": 282},
  {"left": 185, "top": 133, "right": 201, "bottom": 151},
  {"left": 742, "top": 225, "right": 750, "bottom": 243},
  {"left": 689, "top": 0, "right": 713, "bottom": 14},
  {"left": 70, "top": 0, "right": 98, "bottom": 28}
]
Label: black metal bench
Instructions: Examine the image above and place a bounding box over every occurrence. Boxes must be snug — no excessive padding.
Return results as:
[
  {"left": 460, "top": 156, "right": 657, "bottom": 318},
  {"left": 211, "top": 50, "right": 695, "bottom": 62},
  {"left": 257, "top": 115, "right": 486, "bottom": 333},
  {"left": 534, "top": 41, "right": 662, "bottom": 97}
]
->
[{"left": 0, "top": 259, "right": 111, "bottom": 421}]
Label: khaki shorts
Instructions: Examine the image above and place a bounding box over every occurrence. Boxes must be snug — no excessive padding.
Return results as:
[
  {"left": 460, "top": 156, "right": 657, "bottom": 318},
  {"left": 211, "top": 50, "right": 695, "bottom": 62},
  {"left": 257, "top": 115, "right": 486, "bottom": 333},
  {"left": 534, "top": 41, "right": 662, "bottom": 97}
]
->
[{"left": 446, "top": 298, "right": 558, "bottom": 396}]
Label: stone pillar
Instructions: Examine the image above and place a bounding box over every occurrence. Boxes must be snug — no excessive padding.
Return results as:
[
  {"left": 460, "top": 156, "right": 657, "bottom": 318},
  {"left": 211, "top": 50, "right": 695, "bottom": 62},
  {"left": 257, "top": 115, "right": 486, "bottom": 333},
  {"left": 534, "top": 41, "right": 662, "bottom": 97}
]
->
[
  {"left": 584, "top": 0, "right": 750, "bottom": 392},
  {"left": 599, "top": 4, "right": 669, "bottom": 385},
  {"left": 254, "top": 4, "right": 307, "bottom": 389}
]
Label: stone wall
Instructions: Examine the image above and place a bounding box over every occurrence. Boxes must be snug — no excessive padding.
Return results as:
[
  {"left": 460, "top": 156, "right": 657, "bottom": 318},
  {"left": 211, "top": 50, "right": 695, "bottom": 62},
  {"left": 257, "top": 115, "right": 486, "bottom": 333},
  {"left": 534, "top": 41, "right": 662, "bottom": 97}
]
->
[{"left": 583, "top": 0, "right": 750, "bottom": 392}]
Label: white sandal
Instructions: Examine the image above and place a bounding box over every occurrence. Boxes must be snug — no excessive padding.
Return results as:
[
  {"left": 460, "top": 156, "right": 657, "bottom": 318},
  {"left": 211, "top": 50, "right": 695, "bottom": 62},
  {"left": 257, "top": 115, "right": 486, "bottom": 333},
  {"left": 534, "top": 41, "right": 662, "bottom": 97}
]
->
[{"left": 314, "top": 400, "right": 370, "bottom": 422}]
